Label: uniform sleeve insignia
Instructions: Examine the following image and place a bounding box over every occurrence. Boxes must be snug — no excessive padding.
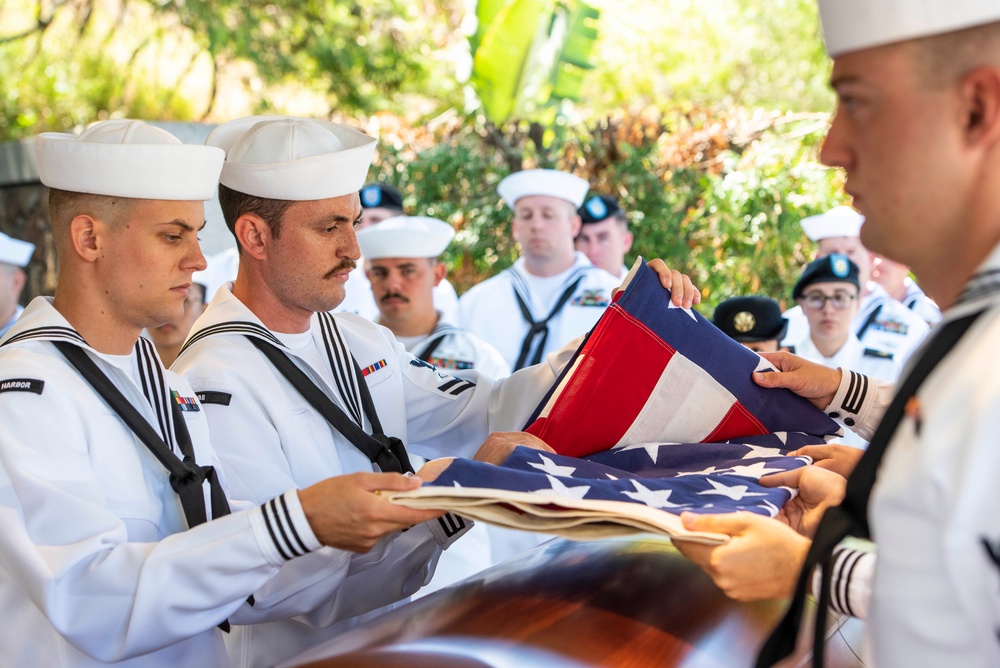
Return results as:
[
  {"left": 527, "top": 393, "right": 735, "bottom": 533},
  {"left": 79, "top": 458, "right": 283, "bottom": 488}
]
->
[
  {"left": 171, "top": 389, "right": 202, "bottom": 412},
  {"left": 0, "top": 378, "right": 44, "bottom": 394},
  {"left": 571, "top": 289, "right": 610, "bottom": 307},
  {"left": 436, "top": 377, "right": 476, "bottom": 396}
]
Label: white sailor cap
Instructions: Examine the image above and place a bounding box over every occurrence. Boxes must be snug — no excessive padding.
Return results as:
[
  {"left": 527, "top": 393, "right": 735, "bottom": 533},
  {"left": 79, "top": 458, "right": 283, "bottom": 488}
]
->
[
  {"left": 357, "top": 216, "right": 455, "bottom": 260},
  {"left": 818, "top": 1, "right": 1000, "bottom": 57},
  {"left": 206, "top": 115, "right": 377, "bottom": 201},
  {"left": 800, "top": 206, "right": 864, "bottom": 241},
  {"left": 35, "top": 120, "right": 224, "bottom": 201},
  {"left": 497, "top": 169, "right": 589, "bottom": 209},
  {"left": 0, "top": 231, "right": 34, "bottom": 267}
]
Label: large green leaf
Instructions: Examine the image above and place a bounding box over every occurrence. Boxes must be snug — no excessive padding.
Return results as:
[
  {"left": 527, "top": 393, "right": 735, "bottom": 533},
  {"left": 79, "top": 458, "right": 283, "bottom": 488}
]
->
[{"left": 469, "top": 0, "right": 552, "bottom": 123}]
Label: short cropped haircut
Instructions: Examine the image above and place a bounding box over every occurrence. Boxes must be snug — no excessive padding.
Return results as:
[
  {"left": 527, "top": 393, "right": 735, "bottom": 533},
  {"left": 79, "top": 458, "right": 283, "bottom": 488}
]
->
[
  {"left": 912, "top": 20, "right": 1000, "bottom": 89},
  {"left": 47, "top": 188, "right": 135, "bottom": 252},
  {"left": 218, "top": 184, "right": 297, "bottom": 240}
]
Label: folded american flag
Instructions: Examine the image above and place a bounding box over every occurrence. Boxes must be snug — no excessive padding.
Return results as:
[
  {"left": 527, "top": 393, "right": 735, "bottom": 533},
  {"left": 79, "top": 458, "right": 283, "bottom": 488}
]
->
[
  {"left": 391, "top": 260, "right": 841, "bottom": 542},
  {"left": 525, "top": 259, "right": 842, "bottom": 456}
]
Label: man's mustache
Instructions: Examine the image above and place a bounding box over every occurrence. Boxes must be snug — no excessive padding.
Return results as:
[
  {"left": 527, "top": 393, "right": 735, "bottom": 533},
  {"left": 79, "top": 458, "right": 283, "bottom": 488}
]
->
[
  {"left": 323, "top": 259, "right": 357, "bottom": 279},
  {"left": 380, "top": 292, "right": 409, "bottom": 304}
]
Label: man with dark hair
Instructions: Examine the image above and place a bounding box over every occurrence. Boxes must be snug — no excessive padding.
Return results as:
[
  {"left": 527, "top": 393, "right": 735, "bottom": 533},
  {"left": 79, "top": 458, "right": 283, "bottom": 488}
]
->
[
  {"left": 339, "top": 182, "right": 458, "bottom": 320},
  {"left": 359, "top": 215, "right": 509, "bottom": 379},
  {"left": 681, "top": 4, "right": 1000, "bottom": 665},
  {"left": 175, "top": 117, "right": 699, "bottom": 666},
  {"left": 575, "top": 193, "right": 633, "bottom": 280},
  {"left": 0, "top": 119, "right": 442, "bottom": 666}
]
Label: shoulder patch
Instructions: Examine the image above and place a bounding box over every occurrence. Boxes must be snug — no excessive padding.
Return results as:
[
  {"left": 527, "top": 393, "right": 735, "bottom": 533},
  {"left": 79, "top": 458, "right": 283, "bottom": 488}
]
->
[
  {"left": 409, "top": 358, "right": 436, "bottom": 371},
  {"left": 0, "top": 378, "right": 44, "bottom": 395},
  {"left": 863, "top": 348, "right": 894, "bottom": 361},
  {"left": 196, "top": 390, "right": 232, "bottom": 406},
  {"left": 436, "top": 377, "right": 476, "bottom": 396}
]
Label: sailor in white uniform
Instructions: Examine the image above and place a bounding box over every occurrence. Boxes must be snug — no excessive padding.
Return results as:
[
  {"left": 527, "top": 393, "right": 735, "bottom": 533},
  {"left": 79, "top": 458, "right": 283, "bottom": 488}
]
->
[
  {"left": 358, "top": 215, "right": 510, "bottom": 380},
  {"left": 357, "top": 215, "right": 510, "bottom": 595},
  {"left": 682, "top": 5, "right": 1000, "bottom": 665},
  {"left": 458, "top": 170, "right": 622, "bottom": 370},
  {"left": 574, "top": 193, "right": 634, "bottom": 280},
  {"left": 336, "top": 183, "right": 459, "bottom": 322},
  {"left": 781, "top": 206, "right": 929, "bottom": 364},
  {"left": 0, "top": 230, "right": 34, "bottom": 337},
  {"left": 173, "top": 117, "right": 582, "bottom": 667},
  {"left": 0, "top": 120, "right": 450, "bottom": 668}
]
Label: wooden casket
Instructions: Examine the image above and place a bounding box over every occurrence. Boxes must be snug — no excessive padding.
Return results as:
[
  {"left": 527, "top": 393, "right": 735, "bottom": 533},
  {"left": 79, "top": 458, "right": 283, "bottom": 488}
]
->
[{"left": 284, "top": 536, "right": 865, "bottom": 667}]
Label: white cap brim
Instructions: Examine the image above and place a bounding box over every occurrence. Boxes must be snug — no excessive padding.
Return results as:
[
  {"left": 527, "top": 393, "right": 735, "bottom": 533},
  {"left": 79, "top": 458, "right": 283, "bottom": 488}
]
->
[
  {"left": 819, "top": 1, "right": 1000, "bottom": 57},
  {"left": 497, "top": 169, "right": 589, "bottom": 209},
  {"left": 0, "top": 232, "right": 34, "bottom": 267},
  {"left": 357, "top": 216, "right": 455, "bottom": 259},
  {"left": 36, "top": 120, "right": 224, "bottom": 201},
  {"left": 207, "top": 116, "right": 377, "bottom": 201},
  {"left": 800, "top": 206, "right": 864, "bottom": 241}
]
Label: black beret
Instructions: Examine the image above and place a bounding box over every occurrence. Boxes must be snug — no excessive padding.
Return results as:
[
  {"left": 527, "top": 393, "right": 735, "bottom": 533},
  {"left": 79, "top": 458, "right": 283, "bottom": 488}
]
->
[
  {"left": 792, "top": 253, "right": 860, "bottom": 300},
  {"left": 578, "top": 194, "right": 622, "bottom": 224},
  {"left": 713, "top": 296, "right": 788, "bottom": 343},
  {"left": 359, "top": 183, "right": 403, "bottom": 210}
]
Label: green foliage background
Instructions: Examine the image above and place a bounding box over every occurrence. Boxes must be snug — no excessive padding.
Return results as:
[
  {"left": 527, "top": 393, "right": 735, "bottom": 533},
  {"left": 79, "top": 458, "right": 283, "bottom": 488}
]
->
[
  {"left": 0, "top": 0, "right": 846, "bottom": 314},
  {"left": 371, "top": 108, "right": 842, "bottom": 314}
]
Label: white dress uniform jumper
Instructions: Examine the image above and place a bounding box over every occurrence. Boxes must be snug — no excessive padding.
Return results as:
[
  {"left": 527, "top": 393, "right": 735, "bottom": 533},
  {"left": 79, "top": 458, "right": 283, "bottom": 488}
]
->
[{"left": 458, "top": 252, "right": 620, "bottom": 371}]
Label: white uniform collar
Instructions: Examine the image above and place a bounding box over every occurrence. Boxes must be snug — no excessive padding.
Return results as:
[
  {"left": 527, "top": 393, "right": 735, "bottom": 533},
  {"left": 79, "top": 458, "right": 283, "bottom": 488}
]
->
[
  {"left": 2, "top": 296, "right": 181, "bottom": 448},
  {"left": 863, "top": 281, "right": 890, "bottom": 304},
  {"left": 181, "top": 283, "right": 287, "bottom": 354},
  {"left": 2, "top": 296, "right": 99, "bottom": 351},
  {"left": 507, "top": 253, "right": 596, "bottom": 305},
  {"left": 510, "top": 251, "right": 595, "bottom": 281},
  {"left": 902, "top": 276, "right": 924, "bottom": 301},
  {"left": 181, "top": 284, "right": 367, "bottom": 425}
]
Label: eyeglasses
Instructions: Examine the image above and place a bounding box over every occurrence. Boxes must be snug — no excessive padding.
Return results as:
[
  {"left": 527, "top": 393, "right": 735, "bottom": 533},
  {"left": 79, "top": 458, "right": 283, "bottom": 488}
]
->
[{"left": 800, "top": 292, "right": 857, "bottom": 311}]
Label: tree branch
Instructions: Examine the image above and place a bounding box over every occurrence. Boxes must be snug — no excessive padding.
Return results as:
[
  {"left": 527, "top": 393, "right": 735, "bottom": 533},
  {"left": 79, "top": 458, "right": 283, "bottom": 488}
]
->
[
  {"left": 200, "top": 53, "right": 220, "bottom": 121},
  {"left": 480, "top": 120, "right": 523, "bottom": 173}
]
